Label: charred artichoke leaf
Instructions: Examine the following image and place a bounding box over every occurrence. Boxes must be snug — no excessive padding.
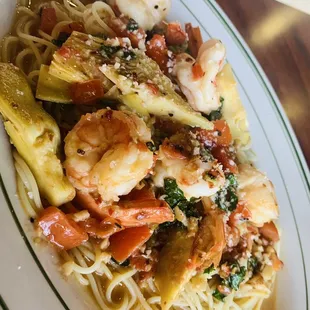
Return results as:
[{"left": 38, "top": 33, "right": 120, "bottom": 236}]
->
[
  {"left": 155, "top": 229, "right": 196, "bottom": 310},
  {"left": 49, "top": 31, "right": 213, "bottom": 129},
  {"left": 49, "top": 31, "right": 113, "bottom": 90},
  {"left": 36, "top": 65, "right": 72, "bottom": 103},
  {"left": 0, "top": 63, "right": 75, "bottom": 206},
  {"left": 217, "top": 64, "right": 251, "bottom": 150},
  {"left": 100, "top": 49, "right": 213, "bottom": 129}
]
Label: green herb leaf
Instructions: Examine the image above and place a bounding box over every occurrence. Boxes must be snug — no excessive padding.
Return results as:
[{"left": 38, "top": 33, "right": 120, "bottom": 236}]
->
[
  {"left": 226, "top": 173, "right": 238, "bottom": 187},
  {"left": 204, "top": 264, "right": 215, "bottom": 274},
  {"left": 52, "top": 32, "right": 70, "bottom": 47},
  {"left": 99, "top": 44, "right": 121, "bottom": 58},
  {"left": 206, "top": 102, "right": 223, "bottom": 121},
  {"left": 213, "top": 289, "right": 226, "bottom": 301},
  {"left": 168, "top": 41, "right": 188, "bottom": 54},
  {"left": 123, "top": 49, "right": 136, "bottom": 60},
  {"left": 164, "top": 178, "right": 200, "bottom": 218},
  {"left": 200, "top": 146, "right": 214, "bottom": 162},
  {"left": 127, "top": 18, "right": 139, "bottom": 32},
  {"left": 164, "top": 178, "right": 185, "bottom": 207},
  {"left": 225, "top": 266, "right": 246, "bottom": 290},
  {"left": 248, "top": 257, "right": 259, "bottom": 273},
  {"left": 146, "top": 142, "right": 157, "bottom": 152},
  {"left": 214, "top": 173, "right": 238, "bottom": 212}
]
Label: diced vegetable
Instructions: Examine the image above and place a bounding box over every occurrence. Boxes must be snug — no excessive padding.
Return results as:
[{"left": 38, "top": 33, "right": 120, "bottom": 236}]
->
[
  {"left": 75, "top": 191, "right": 174, "bottom": 227},
  {"left": 195, "top": 120, "right": 232, "bottom": 147},
  {"left": 40, "top": 8, "right": 57, "bottom": 35},
  {"left": 37, "top": 207, "right": 88, "bottom": 250},
  {"left": 36, "top": 65, "right": 72, "bottom": 103},
  {"left": 69, "top": 79, "right": 104, "bottom": 104},
  {"left": 259, "top": 221, "right": 280, "bottom": 242},
  {"left": 0, "top": 63, "right": 75, "bottom": 206},
  {"left": 185, "top": 23, "right": 203, "bottom": 58},
  {"left": 108, "top": 16, "right": 146, "bottom": 48},
  {"left": 106, "top": 199, "right": 175, "bottom": 227},
  {"left": 212, "top": 146, "right": 238, "bottom": 174},
  {"left": 146, "top": 34, "right": 169, "bottom": 73},
  {"left": 79, "top": 217, "right": 123, "bottom": 238},
  {"left": 166, "top": 22, "right": 187, "bottom": 46},
  {"left": 228, "top": 202, "right": 252, "bottom": 226},
  {"left": 109, "top": 226, "right": 152, "bottom": 263},
  {"left": 155, "top": 229, "right": 195, "bottom": 310}
]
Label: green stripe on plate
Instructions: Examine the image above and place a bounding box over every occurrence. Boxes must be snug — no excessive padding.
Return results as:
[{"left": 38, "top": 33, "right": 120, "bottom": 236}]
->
[
  {"left": 0, "top": 295, "right": 9, "bottom": 310},
  {"left": 0, "top": 175, "right": 70, "bottom": 310}
]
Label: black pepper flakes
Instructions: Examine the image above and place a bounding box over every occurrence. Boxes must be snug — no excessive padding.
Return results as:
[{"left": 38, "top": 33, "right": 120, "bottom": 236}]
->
[
  {"left": 30, "top": 217, "right": 35, "bottom": 223},
  {"left": 154, "top": 5, "right": 159, "bottom": 9},
  {"left": 77, "top": 149, "right": 85, "bottom": 155}
]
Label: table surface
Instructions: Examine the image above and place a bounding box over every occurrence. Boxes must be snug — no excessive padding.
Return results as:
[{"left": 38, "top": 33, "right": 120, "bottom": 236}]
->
[{"left": 216, "top": 0, "right": 310, "bottom": 167}]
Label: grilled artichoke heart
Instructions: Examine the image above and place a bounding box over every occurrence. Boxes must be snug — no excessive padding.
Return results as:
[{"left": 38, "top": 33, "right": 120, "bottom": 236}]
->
[
  {"left": 0, "top": 63, "right": 75, "bottom": 206},
  {"left": 49, "top": 31, "right": 213, "bottom": 129}
]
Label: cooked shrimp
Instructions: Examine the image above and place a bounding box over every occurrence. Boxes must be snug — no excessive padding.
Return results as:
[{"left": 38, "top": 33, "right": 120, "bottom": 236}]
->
[
  {"left": 108, "top": 0, "right": 171, "bottom": 30},
  {"left": 173, "top": 39, "right": 226, "bottom": 114},
  {"left": 64, "top": 109, "right": 154, "bottom": 203},
  {"left": 152, "top": 138, "right": 225, "bottom": 198},
  {"left": 237, "top": 164, "right": 279, "bottom": 226}
]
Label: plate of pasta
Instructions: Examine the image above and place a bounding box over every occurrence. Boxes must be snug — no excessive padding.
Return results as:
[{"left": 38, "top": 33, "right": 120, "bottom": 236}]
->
[{"left": 0, "top": 0, "right": 309, "bottom": 310}]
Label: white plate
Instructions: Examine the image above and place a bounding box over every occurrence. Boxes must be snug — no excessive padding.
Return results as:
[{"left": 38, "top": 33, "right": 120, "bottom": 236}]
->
[{"left": 0, "top": 1, "right": 309, "bottom": 309}]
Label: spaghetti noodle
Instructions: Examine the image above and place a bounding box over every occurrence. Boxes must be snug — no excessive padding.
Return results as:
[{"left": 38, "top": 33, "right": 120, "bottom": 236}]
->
[{"left": 14, "top": 149, "right": 276, "bottom": 310}]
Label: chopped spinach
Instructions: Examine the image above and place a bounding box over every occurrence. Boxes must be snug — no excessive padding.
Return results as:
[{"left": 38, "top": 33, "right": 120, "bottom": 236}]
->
[
  {"left": 204, "top": 264, "right": 215, "bottom": 274},
  {"left": 206, "top": 101, "right": 223, "bottom": 121},
  {"left": 224, "top": 266, "right": 246, "bottom": 290},
  {"left": 158, "top": 219, "right": 185, "bottom": 231},
  {"left": 226, "top": 173, "right": 238, "bottom": 187},
  {"left": 146, "top": 142, "right": 157, "bottom": 152},
  {"left": 214, "top": 173, "right": 238, "bottom": 212},
  {"left": 52, "top": 32, "right": 70, "bottom": 47},
  {"left": 164, "top": 178, "right": 200, "bottom": 218},
  {"left": 123, "top": 49, "right": 136, "bottom": 60},
  {"left": 99, "top": 44, "right": 121, "bottom": 58},
  {"left": 213, "top": 289, "right": 226, "bottom": 301},
  {"left": 248, "top": 257, "right": 259, "bottom": 274},
  {"left": 168, "top": 41, "right": 188, "bottom": 54},
  {"left": 127, "top": 18, "right": 139, "bottom": 32},
  {"left": 200, "top": 146, "right": 214, "bottom": 162}
]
